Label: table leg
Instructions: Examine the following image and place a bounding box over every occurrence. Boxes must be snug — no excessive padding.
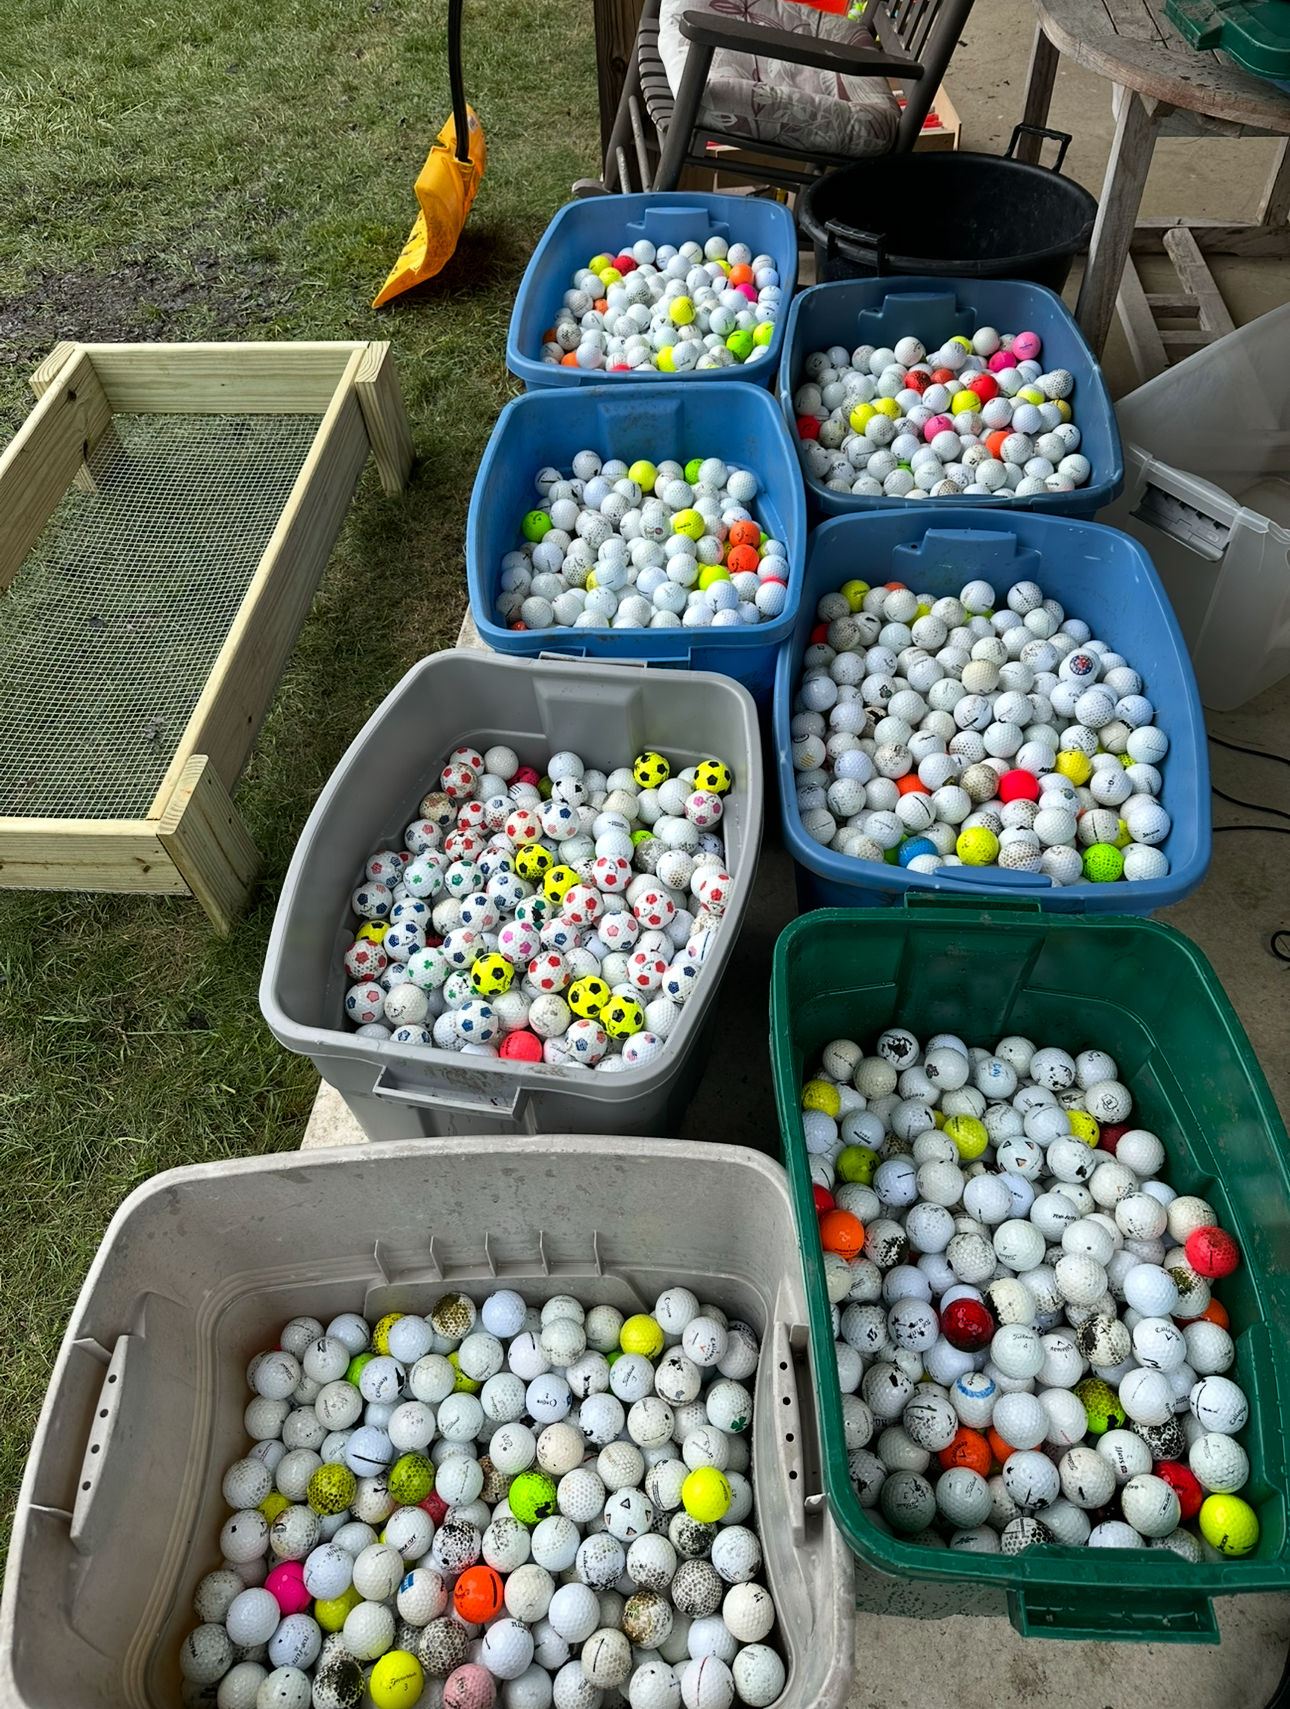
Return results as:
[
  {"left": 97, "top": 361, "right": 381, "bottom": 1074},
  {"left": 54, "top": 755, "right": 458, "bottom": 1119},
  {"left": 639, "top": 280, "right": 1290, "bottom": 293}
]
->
[
  {"left": 1075, "top": 87, "right": 1162, "bottom": 359},
  {"left": 1017, "top": 25, "right": 1060, "bottom": 164}
]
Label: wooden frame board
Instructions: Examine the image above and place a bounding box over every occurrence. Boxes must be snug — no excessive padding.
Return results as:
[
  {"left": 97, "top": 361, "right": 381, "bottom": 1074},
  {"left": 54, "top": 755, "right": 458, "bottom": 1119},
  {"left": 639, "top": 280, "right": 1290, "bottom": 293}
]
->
[{"left": 0, "top": 340, "right": 413, "bottom": 934}]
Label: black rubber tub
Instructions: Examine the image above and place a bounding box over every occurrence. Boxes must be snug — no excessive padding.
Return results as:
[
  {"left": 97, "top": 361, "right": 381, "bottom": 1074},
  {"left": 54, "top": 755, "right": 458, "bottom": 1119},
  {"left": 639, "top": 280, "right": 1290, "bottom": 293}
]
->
[{"left": 798, "top": 126, "right": 1098, "bottom": 294}]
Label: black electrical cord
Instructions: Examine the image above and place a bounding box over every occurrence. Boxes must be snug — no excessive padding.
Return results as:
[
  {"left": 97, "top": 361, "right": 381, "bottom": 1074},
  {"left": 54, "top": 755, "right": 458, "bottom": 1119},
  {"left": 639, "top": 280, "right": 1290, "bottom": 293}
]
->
[
  {"left": 1207, "top": 732, "right": 1290, "bottom": 769},
  {"left": 1212, "top": 787, "right": 1290, "bottom": 822},
  {"left": 1212, "top": 824, "right": 1290, "bottom": 835}
]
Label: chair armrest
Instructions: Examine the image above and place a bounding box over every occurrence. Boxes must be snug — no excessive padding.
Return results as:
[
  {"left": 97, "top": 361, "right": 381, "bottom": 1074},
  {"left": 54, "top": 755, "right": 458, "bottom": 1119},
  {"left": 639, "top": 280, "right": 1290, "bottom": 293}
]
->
[{"left": 679, "top": 9, "right": 924, "bottom": 79}]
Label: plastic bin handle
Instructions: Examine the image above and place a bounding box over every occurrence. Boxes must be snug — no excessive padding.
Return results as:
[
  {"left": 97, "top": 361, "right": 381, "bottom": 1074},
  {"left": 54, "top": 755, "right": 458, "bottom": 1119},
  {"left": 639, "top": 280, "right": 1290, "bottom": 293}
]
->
[
  {"left": 1008, "top": 1584, "right": 1218, "bottom": 1642},
  {"left": 903, "top": 891, "right": 1043, "bottom": 913},
  {"left": 769, "top": 1319, "right": 810, "bottom": 1547},
  {"left": 821, "top": 221, "right": 886, "bottom": 275},
  {"left": 1005, "top": 123, "right": 1072, "bottom": 172},
  {"left": 371, "top": 1064, "right": 527, "bottom": 1120}
]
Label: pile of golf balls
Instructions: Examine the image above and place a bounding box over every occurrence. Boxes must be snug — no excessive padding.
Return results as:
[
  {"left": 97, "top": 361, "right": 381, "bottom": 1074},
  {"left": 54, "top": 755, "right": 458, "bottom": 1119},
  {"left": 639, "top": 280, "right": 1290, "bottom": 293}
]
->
[
  {"left": 796, "top": 1026, "right": 1258, "bottom": 1560},
  {"left": 179, "top": 1289, "right": 782, "bottom": 1709},
  {"left": 790, "top": 572, "right": 1172, "bottom": 885},
  {"left": 793, "top": 328, "right": 1092, "bottom": 499},
  {"left": 495, "top": 452, "right": 788, "bottom": 633},
  {"left": 341, "top": 742, "right": 736, "bottom": 1070},
  {"left": 538, "top": 236, "right": 781, "bottom": 373}
]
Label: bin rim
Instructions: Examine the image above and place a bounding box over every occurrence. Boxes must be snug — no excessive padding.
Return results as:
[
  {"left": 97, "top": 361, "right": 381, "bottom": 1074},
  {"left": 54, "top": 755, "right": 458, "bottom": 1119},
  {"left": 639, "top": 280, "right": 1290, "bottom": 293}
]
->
[
  {"left": 505, "top": 189, "right": 798, "bottom": 391},
  {"left": 777, "top": 276, "right": 1123, "bottom": 516},
  {"left": 259, "top": 648, "right": 763, "bottom": 1095},
  {"left": 770, "top": 904, "right": 1290, "bottom": 1627},
  {"left": 797, "top": 151, "right": 1098, "bottom": 278},
  {"left": 465, "top": 379, "right": 807, "bottom": 665},
  {"left": 773, "top": 508, "right": 1210, "bottom": 914}
]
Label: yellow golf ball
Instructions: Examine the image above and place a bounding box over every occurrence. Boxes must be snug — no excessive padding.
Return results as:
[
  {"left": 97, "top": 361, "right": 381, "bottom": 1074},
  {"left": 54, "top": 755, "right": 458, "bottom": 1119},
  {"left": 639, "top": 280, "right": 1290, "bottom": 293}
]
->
[
  {"left": 943, "top": 1115, "right": 988, "bottom": 1161},
  {"left": 1017, "top": 385, "right": 1046, "bottom": 406},
  {"left": 956, "top": 827, "right": 999, "bottom": 866},
  {"left": 697, "top": 564, "right": 731, "bottom": 590},
  {"left": 1055, "top": 750, "right": 1092, "bottom": 786},
  {"left": 669, "top": 296, "right": 695, "bottom": 326},
  {"left": 315, "top": 1584, "right": 362, "bottom": 1632},
  {"left": 308, "top": 1463, "right": 357, "bottom": 1516},
  {"left": 1082, "top": 844, "right": 1124, "bottom": 883},
  {"left": 1075, "top": 1377, "right": 1125, "bottom": 1436},
  {"left": 950, "top": 335, "right": 973, "bottom": 351},
  {"left": 1114, "top": 818, "right": 1133, "bottom": 849},
  {"left": 658, "top": 347, "right": 676, "bottom": 373},
  {"left": 841, "top": 580, "right": 869, "bottom": 611},
  {"left": 801, "top": 1078, "right": 841, "bottom": 1118},
  {"left": 849, "top": 403, "right": 875, "bottom": 432},
  {"left": 259, "top": 1491, "right": 290, "bottom": 1525},
  {"left": 448, "top": 1351, "right": 481, "bottom": 1393},
  {"left": 682, "top": 1467, "right": 732, "bottom": 1522},
  {"left": 620, "top": 1314, "right": 664, "bottom": 1358},
  {"left": 600, "top": 267, "right": 624, "bottom": 287},
  {"left": 873, "top": 397, "right": 901, "bottom": 420},
  {"left": 952, "top": 389, "right": 982, "bottom": 414},
  {"left": 752, "top": 321, "right": 774, "bottom": 347},
  {"left": 355, "top": 920, "right": 387, "bottom": 943},
  {"left": 588, "top": 253, "right": 614, "bottom": 274},
  {"left": 373, "top": 1312, "right": 404, "bottom": 1356},
  {"left": 628, "top": 460, "right": 658, "bottom": 493},
  {"left": 836, "top": 1146, "right": 877, "bottom": 1185},
  {"left": 1057, "top": 400, "right": 1073, "bottom": 422},
  {"left": 370, "top": 1652, "right": 425, "bottom": 1709},
  {"left": 673, "top": 508, "right": 706, "bottom": 540},
  {"left": 388, "top": 1452, "right": 434, "bottom": 1505},
  {"left": 1199, "top": 1494, "right": 1260, "bottom": 1556},
  {"left": 1068, "top": 1110, "right": 1100, "bottom": 1146}
]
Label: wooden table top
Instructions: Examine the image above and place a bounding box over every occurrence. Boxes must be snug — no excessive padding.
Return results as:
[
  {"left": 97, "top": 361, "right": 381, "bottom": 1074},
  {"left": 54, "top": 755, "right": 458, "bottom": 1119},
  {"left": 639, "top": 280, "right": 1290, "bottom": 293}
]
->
[{"left": 1034, "top": 0, "right": 1290, "bottom": 128}]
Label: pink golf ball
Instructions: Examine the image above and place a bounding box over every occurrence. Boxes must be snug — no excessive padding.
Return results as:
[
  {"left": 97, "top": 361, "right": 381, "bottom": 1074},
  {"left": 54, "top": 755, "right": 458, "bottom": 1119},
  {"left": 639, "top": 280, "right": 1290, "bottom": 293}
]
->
[
  {"left": 923, "top": 414, "right": 954, "bottom": 440},
  {"left": 265, "top": 1560, "right": 312, "bottom": 1616},
  {"left": 1012, "top": 331, "right": 1042, "bottom": 361},
  {"left": 444, "top": 1664, "right": 497, "bottom": 1709},
  {"left": 734, "top": 282, "right": 757, "bottom": 303},
  {"left": 988, "top": 350, "right": 1018, "bottom": 372}
]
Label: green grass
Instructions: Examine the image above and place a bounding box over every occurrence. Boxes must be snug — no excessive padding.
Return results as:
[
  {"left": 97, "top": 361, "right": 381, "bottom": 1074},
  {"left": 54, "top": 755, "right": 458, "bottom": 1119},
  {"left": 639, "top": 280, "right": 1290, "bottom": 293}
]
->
[{"left": 0, "top": 0, "right": 599, "bottom": 1561}]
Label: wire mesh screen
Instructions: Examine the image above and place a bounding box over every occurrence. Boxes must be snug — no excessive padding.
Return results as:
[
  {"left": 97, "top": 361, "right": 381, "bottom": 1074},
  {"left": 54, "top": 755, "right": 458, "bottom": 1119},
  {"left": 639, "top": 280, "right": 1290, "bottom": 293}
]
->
[{"left": 0, "top": 411, "right": 323, "bottom": 821}]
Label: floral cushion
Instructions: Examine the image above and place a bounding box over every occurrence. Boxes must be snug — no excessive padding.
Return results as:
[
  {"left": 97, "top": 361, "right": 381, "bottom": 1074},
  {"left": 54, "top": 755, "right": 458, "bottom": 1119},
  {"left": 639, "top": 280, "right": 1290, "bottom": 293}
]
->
[{"left": 657, "top": 0, "right": 900, "bottom": 159}]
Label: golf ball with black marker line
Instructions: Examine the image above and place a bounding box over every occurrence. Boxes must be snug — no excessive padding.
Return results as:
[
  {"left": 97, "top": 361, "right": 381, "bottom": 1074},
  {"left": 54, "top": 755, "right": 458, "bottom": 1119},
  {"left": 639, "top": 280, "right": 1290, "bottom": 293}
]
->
[
  {"left": 798, "top": 1026, "right": 1261, "bottom": 1559},
  {"left": 790, "top": 571, "right": 1173, "bottom": 885},
  {"left": 539, "top": 236, "right": 781, "bottom": 375},
  {"left": 497, "top": 451, "right": 786, "bottom": 633},
  {"left": 180, "top": 1290, "right": 780, "bottom": 1708},
  {"left": 793, "top": 329, "right": 1092, "bottom": 499},
  {"left": 341, "top": 743, "right": 737, "bottom": 1071}
]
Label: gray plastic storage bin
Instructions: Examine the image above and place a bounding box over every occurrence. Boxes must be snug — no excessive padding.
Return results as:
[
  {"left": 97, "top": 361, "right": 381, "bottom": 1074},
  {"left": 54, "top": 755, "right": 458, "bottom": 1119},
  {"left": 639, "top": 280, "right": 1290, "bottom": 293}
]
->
[
  {"left": 0, "top": 1136, "right": 855, "bottom": 1709},
  {"left": 1097, "top": 302, "right": 1290, "bottom": 711},
  {"left": 260, "top": 651, "right": 763, "bottom": 1138}
]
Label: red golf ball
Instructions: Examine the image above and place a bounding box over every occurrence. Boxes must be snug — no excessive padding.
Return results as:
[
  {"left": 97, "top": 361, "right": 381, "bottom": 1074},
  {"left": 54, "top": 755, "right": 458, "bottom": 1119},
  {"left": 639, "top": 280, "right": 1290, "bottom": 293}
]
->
[
  {"left": 1098, "top": 1122, "right": 1131, "bottom": 1155},
  {"left": 813, "top": 1185, "right": 836, "bottom": 1214},
  {"left": 941, "top": 1297, "right": 994, "bottom": 1352},
  {"left": 1185, "top": 1225, "right": 1240, "bottom": 1279},
  {"left": 1156, "top": 1460, "right": 1205, "bottom": 1521},
  {"left": 999, "top": 769, "right": 1040, "bottom": 804}
]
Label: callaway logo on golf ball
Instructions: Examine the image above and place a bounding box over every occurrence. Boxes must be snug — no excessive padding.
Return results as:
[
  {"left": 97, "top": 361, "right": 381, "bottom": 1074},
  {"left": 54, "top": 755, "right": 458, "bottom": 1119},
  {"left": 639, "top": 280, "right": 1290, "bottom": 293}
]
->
[
  {"left": 342, "top": 743, "right": 736, "bottom": 1070},
  {"left": 795, "top": 327, "right": 1092, "bottom": 499},
  {"left": 792, "top": 572, "right": 1171, "bottom": 886},
  {"left": 498, "top": 449, "right": 787, "bottom": 633},
  {"left": 801, "top": 1027, "right": 1256, "bottom": 1561},
  {"left": 180, "top": 1291, "right": 783, "bottom": 1709},
  {"left": 540, "top": 233, "right": 780, "bottom": 374}
]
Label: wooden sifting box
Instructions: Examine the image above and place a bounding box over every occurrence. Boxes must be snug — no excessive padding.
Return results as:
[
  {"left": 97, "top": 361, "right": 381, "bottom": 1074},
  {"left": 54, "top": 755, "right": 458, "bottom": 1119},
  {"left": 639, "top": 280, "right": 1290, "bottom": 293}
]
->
[{"left": 0, "top": 340, "right": 413, "bottom": 933}]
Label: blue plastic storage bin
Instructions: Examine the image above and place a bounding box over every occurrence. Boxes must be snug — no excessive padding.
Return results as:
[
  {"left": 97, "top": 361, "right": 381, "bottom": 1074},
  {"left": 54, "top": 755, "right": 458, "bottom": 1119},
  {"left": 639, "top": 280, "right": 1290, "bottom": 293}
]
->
[
  {"left": 773, "top": 509, "right": 1209, "bottom": 914},
  {"left": 506, "top": 193, "right": 797, "bottom": 391},
  {"left": 779, "top": 277, "right": 1123, "bottom": 520},
  {"left": 467, "top": 381, "right": 807, "bottom": 708}
]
